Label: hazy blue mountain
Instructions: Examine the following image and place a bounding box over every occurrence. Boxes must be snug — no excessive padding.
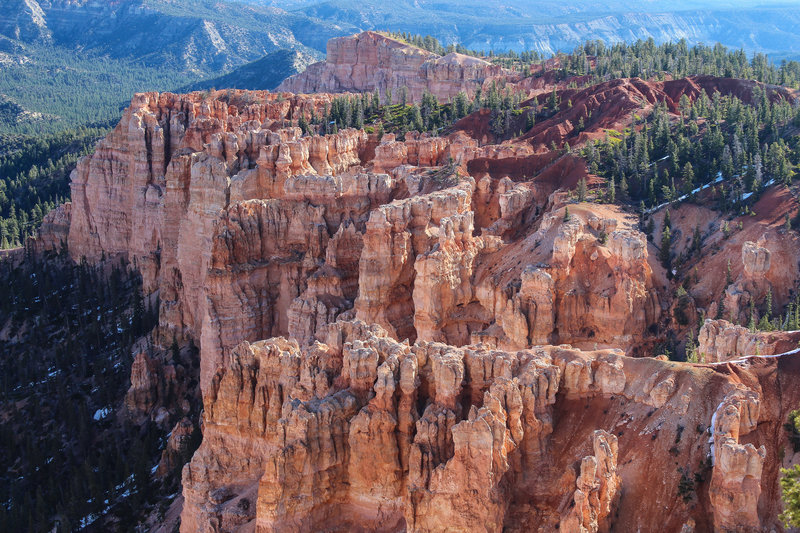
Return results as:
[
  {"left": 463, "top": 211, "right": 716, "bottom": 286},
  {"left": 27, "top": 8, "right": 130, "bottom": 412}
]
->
[
  {"left": 0, "top": 0, "right": 354, "bottom": 73},
  {"left": 290, "top": 1, "right": 800, "bottom": 58}
]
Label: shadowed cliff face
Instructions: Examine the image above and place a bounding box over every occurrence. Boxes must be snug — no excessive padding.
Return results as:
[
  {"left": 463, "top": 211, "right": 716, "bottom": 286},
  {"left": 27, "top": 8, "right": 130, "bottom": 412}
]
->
[{"left": 31, "top": 31, "right": 800, "bottom": 533}]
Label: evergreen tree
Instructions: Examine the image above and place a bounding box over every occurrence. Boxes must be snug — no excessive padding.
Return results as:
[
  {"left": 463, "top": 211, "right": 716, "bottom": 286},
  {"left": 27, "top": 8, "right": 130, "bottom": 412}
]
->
[
  {"left": 607, "top": 176, "right": 616, "bottom": 203},
  {"left": 548, "top": 88, "right": 559, "bottom": 112},
  {"left": 577, "top": 178, "right": 587, "bottom": 201},
  {"left": 660, "top": 225, "right": 673, "bottom": 270}
]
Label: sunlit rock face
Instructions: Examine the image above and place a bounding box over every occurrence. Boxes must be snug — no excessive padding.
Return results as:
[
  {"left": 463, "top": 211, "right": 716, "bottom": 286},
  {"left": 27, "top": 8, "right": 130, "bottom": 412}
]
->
[
  {"left": 50, "top": 37, "right": 800, "bottom": 531},
  {"left": 278, "top": 31, "right": 507, "bottom": 103}
]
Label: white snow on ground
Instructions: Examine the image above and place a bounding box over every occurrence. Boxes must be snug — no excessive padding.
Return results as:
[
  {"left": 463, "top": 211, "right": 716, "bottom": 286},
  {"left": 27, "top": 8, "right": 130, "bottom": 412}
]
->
[
  {"left": 645, "top": 172, "right": 724, "bottom": 215},
  {"left": 93, "top": 407, "right": 111, "bottom": 421},
  {"left": 79, "top": 513, "right": 98, "bottom": 528},
  {"left": 647, "top": 155, "right": 670, "bottom": 168},
  {"left": 708, "top": 346, "right": 800, "bottom": 366},
  {"left": 644, "top": 171, "right": 774, "bottom": 216}
]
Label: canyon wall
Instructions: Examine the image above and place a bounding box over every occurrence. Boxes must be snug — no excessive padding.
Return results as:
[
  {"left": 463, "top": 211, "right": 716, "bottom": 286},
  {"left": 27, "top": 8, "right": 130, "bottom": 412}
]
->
[
  {"left": 38, "top": 31, "right": 800, "bottom": 533},
  {"left": 183, "top": 318, "right": 798, "bottom": 532},
  {"left": 65, "top": 85, "right": 664, "bottom": 397}
]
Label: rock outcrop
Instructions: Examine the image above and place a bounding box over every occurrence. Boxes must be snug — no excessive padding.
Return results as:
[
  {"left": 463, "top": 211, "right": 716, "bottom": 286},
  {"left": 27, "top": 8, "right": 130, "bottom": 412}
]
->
[
  {"left": 559, "top": 430, "right": 620, "bottom": 533},
  {"left": 709, "top": 391, "right": 766, "bottom": 531},
  {"left": 179, "top": 323, "right": 580, "bottom": 530},
  {"left": 472, "top": 203, "right": 660, "bottom": 352},
  {"left": 65, "top": 88, "right": 664, "bottom": 399},
  {"left": 31, "top": 202, "right": 70, "bottom": 254},
  {"left": 125, "top": 352, "right": 166, "bottom": 421},
  {"left": 698, "top": 319, "right": 800, "bottom": 362},
  {"left": 179, "top": 317, "right": 795, "bottom": 532},
  {"left": 157, "top": 417, "right": 197, "bottom": 478},
  {"left": 278, "top": 32, "right": 508, "bottom": 102}
]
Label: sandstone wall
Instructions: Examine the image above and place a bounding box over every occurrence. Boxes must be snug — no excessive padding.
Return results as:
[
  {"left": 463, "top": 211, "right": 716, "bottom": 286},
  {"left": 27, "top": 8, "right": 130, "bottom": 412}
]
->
[{"left": 278, "top": 31, "right": 509, "bottom": 102}]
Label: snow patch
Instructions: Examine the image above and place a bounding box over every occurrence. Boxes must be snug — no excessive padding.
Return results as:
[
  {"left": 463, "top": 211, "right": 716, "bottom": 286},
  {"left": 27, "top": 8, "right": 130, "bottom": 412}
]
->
[{"left": 93, "top": 407, "right": 112, "bottom": 421}]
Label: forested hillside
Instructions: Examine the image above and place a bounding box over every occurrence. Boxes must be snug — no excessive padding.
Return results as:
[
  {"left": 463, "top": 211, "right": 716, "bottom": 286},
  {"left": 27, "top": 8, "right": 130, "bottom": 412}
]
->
[
  {"left": 0, "top": 127, "right": 108, "bottom": 248},
  {"left": 0, "top": 0, "right": 343, "bottom": 135},
  {"left": 185, "top": 49, "right": 318, "bottom": 92},
  {"left": 0, "top": 253, "right": 168, "bottom": 532}
]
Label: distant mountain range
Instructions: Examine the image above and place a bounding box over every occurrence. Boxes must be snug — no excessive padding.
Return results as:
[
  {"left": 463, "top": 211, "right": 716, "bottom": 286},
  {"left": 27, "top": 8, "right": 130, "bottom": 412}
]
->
[
  {"left": 0, "top": 0, "right": 343, "bottom": 73},
  {"left": 278, "top": 0, "right": 800, "bottom": 59},
  {"left": 0, "top": 0, "right": 799, "bottom": 134}
]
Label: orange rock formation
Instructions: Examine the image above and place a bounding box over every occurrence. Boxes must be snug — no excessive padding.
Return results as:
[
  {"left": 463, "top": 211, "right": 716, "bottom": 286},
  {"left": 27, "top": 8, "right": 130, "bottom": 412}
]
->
[
  {"left": 278, "top": 31, "right": 508, "bottom": 102},
  {"left": 32, "top": 31, "right": 800, "bottom": 533}
]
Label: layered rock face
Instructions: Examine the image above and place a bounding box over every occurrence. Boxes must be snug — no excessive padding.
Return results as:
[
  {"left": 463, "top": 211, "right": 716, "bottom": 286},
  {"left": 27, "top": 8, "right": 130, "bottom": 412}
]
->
[
  {"left": 58, "top": 88, "right": 677, "bottom": 531},
  {"left": 46, "top": 43, "right": 800, "bottom": 532},
  {"left": 470, "top": 203, "right": 660, "bottom": 352},
  {"left": 699, "top": 319, "right": 800, "bottom": 362},
  {"left": 559, "top": 430, "right": 620, "bottom": 533},
  {"left": 183, "top": 318, "right": 797, "bottom": 532},
  {"left": 31, "top": 202, "right": 70, "bottom": 254},
  {"left": 278, "top": 31, "right": 508, "bottom": 102},
  {"left": 709, "top": 390, "right": 765, "bottom": 531},
  {"left": 66, "top": 88, "right": 662, "bottom": 398}
]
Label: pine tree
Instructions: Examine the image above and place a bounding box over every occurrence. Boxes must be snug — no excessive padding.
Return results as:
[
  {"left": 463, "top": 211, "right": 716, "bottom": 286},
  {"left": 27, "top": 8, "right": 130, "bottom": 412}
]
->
[
  {"left": 548, "top": 87, "right": 559, "bottom": 112},
  {"left": 780, "top": 464, "right": 800, "bottom": 528},
  {"left": 660, "top": 225, "right": 672, "bottom": 270},
  {"left": 766, "top": 287, "right": 773, "bottom": 319},
  {"left": 692, "top": 225, "right": 702, "bottom": 254},
  {"left": 607, "top": 176, "right": 616, "bottom": 203},
  {"left": 372, "top": 89, "right": 380, "bottom": 111},
  {"left": 721, "top": 144, "right": 734, "bottom": 180},
  {"left": 454, "top": 91, "right": 469, "bottom": 119},
  {"left": 716, "top": 297, "right": 726, "bottom": 320},
  {"left": 577, "top": 178, "right": 587, "bottom": 201},
  {"left": 410, "top": 105, "right": 423, "bottom": 131},
  {"left": 354, "top": 100, "right": 365, "bottom": 130},
  {"left": 525, "top": 111, "right": 534, "bottom": 131},
  {"left": 298, "top": 114, "right": 309, "bottom": 136}
]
